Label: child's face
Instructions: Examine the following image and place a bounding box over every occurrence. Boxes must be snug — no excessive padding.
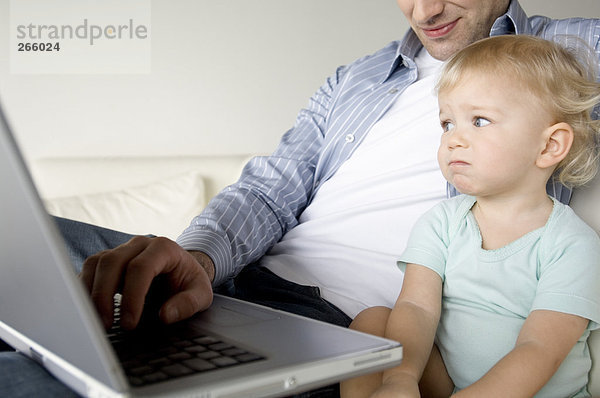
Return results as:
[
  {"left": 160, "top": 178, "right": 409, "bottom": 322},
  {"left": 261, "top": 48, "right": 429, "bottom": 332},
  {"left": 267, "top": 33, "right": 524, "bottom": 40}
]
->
[{"left": 437, "top": 71, "right": 553, "bottom": 198}]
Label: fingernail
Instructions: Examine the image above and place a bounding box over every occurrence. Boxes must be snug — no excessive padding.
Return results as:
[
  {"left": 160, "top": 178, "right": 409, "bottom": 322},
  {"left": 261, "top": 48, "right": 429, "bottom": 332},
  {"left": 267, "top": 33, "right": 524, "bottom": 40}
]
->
[{"left": 166, "top": 306, "right": 180, "bottom": 323}]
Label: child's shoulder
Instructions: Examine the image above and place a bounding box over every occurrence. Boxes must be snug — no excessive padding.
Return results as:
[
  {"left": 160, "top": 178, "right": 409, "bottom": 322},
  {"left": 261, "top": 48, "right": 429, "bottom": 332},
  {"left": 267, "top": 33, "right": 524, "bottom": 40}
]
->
[
  {"left": 544, "top": 198, "right": 600, "bottom": 250},
  {"left": 430, "top": 194, "right": 476, "bottom": 219},
  {"left": 415, "top": 195, "right": 476, "bottom": 237},
  {"left": 550, "top": 199, "right": 597, "bottom": 234}
]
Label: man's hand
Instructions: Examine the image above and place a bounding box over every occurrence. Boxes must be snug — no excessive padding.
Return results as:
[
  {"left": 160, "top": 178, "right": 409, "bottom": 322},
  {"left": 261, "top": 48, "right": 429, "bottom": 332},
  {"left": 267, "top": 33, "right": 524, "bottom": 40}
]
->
[{"left": 80, "top": 236, "right": 215, "bottom": 330}]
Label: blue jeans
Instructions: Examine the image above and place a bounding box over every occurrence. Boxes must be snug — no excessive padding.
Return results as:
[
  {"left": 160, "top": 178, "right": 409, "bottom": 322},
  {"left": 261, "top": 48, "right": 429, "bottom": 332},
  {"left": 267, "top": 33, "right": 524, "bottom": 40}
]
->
[{"left": 0, "top": 217, "right": 351, "bottom": 397}]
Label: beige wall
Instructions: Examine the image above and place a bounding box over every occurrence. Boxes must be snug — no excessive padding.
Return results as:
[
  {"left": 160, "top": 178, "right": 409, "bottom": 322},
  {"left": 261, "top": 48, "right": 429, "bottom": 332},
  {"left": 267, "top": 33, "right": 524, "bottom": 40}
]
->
[{"left": 0, "top": 0, "right": 598, "bottom": 163}]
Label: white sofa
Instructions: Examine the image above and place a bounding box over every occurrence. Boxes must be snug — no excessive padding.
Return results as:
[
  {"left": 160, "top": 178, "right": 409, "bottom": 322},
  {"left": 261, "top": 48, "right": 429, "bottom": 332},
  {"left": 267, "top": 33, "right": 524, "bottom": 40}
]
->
[
  {"left": 31, "top": 155, "right": 600, "bottom": 396},
  {"left": 32, "top": 155, "right": 254, "bottom": 240}
]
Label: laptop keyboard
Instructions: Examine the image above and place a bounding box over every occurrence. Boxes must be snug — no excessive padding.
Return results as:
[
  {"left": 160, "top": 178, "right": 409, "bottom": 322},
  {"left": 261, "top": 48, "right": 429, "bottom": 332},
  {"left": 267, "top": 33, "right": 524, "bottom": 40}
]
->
[{"left": 108, "top": 294, "right": 265, "bottom": 387}]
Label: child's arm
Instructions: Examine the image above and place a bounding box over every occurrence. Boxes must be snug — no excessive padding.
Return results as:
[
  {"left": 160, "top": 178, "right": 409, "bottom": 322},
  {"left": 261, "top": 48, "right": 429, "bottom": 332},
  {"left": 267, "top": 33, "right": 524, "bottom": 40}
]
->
[
  {"left": 453, "top": 310, "right": 588, "bottom": 398},
  {"left": 371, "top": 263, "right": 445, "bottom": 398}
]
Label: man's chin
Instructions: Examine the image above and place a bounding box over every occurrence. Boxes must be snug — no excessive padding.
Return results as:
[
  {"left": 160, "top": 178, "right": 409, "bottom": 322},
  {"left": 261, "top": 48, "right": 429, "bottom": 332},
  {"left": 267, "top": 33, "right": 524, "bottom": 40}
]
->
[
  {"left": 417, "top": 32, "right": 476, "bottom": 61},
  {"left": 422, "top": 42, "right": 462, "bottom": 61}
]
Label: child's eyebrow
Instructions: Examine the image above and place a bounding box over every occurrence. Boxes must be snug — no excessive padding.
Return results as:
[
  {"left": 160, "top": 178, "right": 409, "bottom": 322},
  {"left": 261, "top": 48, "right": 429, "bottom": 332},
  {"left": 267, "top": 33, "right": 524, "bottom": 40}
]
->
[{"left": 458, "top": 102, "right": 505, "bottom": 116}]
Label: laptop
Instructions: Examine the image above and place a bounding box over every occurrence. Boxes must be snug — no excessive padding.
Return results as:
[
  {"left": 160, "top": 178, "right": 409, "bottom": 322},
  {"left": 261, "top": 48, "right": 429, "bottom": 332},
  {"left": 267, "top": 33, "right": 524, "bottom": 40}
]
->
[{"left": 0, "top": 102, "right": 403, "bottom": 397}]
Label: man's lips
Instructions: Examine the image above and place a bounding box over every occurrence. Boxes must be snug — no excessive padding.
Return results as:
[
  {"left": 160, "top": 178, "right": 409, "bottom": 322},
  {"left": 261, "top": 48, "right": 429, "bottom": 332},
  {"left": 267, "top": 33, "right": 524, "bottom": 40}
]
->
[{"left": 421, "top": 19, "right": 458, "bottom": 39}]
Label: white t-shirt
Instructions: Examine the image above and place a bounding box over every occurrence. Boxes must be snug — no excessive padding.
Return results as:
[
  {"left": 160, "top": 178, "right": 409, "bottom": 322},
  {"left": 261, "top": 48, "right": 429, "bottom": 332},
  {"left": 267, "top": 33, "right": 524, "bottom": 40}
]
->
[{"left": 261, "top": 49, "right": 446, "bottom": 318}]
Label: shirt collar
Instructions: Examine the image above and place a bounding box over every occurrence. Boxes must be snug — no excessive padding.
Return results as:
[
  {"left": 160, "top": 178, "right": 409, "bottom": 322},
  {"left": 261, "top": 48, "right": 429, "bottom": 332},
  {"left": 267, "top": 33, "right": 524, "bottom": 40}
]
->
[
  {"left": 490, "top": 0, "right": 531, "bottom": 36},
  {"left": 382, "top": 0, "right": 532, "bottom": 82},
  {"left": 378, "top": 30, "right": 421, "bottom": 83}
]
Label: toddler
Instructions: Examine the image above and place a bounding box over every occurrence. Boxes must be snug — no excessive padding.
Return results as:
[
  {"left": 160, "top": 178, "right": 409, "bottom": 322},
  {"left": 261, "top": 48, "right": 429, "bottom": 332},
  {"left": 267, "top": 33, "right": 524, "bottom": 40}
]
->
[{"left": 341, "top": 35, "right": 600, "bottom": 398}]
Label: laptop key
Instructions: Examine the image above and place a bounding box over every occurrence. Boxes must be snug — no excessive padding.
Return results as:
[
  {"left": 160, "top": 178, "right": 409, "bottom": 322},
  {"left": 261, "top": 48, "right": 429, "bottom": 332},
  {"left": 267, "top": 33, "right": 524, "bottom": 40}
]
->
[
  {"left": 128, "top": 377, "right": 144, "bottom": 387},
  {"left": 162, "top": 363, "right": 194, "bottom": 377},
  {"left": 221, "top": 348, "right": 247, "bottom": 357},
  {"left": 168, "top": 352, "right": 193, "bottom": 361},
  {"left": 173, "top": 340, "right": 193, "bottom": 349},
  {"left": 155, "top": 346, "right": 179, "bottom": 357},
  {"left": 211, "top": 356, "right": 239, "bottom": 367},
  {"left": 236, "top": 353, "right": 264, "bottom": 363},
  {"left": 184, "top": 345, "right": 208, "bottom": 354},
  {"left": 193, "top": 336, "right": 220, "bottom": 345},
  {"left": 208, "top": 342, "right": 234, "bottom": 351},
  {"left": 129, "top": 365, "right": 154, "bottom": 376},
  {"left": 148, "top": 358, "right": 172, "bottom": 368},
  {"left": 142, "top": 372, "right": 169, "bottom": 384},
  {"left": 183, "top": 358, "right": 218, "bottom": 372},
  {"left": 196, "top": 350, "right": 221, "bottom": 360},
  {"left": 121, "top": 359, "right": 143, "bottom": 370}
]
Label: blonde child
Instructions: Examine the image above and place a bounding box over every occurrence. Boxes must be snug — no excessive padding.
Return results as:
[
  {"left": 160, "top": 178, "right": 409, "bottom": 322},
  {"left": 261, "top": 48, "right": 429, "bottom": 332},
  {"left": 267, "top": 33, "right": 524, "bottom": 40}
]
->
[{"left": 341, "top": 35, "right": 600, "bottom": 398}]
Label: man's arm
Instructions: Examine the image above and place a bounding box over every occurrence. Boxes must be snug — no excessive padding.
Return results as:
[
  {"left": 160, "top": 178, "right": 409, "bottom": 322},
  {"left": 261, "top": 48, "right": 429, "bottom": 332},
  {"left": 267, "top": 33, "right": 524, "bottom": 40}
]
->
[
  {"left": 176, "top": 64, "right": 349, "bottom": 287},
  {"left": 453, "top": 310, "right": 588, "bottom": 398},
  {"left": 80, "top": 65, "right": 350, "bottom": 329}
]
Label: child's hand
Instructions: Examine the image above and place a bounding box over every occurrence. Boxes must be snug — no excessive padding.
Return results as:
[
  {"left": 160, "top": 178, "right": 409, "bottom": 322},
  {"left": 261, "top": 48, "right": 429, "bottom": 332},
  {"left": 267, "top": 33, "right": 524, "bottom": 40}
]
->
[
  {"left": 370, "top": 384, "right": 419, "bottom": 398},
  {"left": 370, "top": 373, "right": 420, "bottom": 398}
]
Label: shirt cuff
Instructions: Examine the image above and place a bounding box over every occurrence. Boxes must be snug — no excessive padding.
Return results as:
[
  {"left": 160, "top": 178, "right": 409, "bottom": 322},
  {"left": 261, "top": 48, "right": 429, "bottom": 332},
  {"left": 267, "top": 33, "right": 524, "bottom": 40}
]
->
[{"left": 176, "top": 228, "right": 233, "bottom": 288}]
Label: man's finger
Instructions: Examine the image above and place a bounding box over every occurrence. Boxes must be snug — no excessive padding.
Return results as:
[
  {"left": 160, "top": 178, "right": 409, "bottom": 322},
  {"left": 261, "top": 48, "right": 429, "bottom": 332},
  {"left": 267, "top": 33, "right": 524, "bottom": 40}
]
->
[
  {"left": 89, "top": 236, "right": 151, "bottom": 328},
  {"left": 80, "top": 252, "right": 101, "bottom": 292},
  {"left": 159, "top": 273, "right": 213, "bottom": 324},
  {"left": 118, "top": 237, "right": 190, "bottom": 329}
]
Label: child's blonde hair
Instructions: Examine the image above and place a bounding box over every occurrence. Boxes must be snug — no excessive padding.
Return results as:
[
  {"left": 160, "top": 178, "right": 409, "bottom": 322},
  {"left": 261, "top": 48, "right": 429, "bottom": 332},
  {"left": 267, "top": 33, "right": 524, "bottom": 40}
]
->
[{"left": 437, "top": 35, "right": 600, "bottom": 187}]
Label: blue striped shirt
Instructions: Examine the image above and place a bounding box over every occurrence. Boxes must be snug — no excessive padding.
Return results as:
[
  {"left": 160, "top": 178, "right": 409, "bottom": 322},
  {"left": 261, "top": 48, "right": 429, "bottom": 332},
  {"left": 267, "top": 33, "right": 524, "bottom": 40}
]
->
[{"left": 177, "top": 0, "right": 600, "bottom": 287}]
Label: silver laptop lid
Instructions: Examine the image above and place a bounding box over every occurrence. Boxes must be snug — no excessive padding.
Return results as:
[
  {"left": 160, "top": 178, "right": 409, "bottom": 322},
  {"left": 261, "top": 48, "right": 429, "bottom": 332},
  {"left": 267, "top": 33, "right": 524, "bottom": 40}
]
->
[{"left": 0, "top": 104, "right": 128, "bottom": 393}]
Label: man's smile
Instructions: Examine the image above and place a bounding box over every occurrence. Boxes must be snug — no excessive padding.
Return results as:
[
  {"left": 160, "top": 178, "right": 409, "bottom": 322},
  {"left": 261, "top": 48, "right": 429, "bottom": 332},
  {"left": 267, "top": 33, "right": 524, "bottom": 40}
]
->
[{"left": 421, "top": 19, "right": 459, "bottom": 39}]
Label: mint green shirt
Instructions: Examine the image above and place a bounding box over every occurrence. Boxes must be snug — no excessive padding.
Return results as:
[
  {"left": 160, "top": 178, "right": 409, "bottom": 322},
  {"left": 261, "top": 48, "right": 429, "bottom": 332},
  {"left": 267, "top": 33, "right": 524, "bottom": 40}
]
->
[{"left": 399, "top": 195, "right": 600, "bottom": 397}]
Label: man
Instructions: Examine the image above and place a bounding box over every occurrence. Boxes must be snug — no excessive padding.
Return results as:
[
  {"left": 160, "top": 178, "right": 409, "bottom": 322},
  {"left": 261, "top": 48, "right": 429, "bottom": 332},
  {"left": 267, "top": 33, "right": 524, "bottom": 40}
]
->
[{"left": 2, "top": 0, "right": 599, "bottom": 396}]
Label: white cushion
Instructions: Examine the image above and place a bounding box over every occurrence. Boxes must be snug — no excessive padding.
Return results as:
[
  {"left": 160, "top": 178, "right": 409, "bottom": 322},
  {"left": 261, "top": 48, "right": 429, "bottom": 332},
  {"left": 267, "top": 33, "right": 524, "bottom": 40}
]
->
[{"left": 44, "top": 171, "right": 205, "bottom": 240}]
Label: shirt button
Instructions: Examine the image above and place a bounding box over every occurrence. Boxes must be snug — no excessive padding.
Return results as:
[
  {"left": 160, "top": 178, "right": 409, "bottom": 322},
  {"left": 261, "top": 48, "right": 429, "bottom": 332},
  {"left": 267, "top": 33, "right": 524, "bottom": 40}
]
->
[
  {"left": 345, "top": 134, "right": 355, "bottom": 143},
  {"left": 388, "top": 88, "right": 398, "bottom": 94}
]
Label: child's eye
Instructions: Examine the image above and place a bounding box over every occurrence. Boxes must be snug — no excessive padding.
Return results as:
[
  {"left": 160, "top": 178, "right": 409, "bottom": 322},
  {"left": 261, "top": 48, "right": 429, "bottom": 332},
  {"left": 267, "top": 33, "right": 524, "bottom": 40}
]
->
[
  {"left": 473, "top": 117, "right": 491, "bottom": 127},
  {"left": 441, "top": 121, "right": 455, "bottom": 132}
]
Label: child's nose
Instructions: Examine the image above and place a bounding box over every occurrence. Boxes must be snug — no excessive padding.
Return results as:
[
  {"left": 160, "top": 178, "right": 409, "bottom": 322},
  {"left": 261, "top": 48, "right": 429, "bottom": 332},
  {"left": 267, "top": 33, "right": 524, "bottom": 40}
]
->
[{"left": 446, "top": 127, "right": 467, "bottom": 149}]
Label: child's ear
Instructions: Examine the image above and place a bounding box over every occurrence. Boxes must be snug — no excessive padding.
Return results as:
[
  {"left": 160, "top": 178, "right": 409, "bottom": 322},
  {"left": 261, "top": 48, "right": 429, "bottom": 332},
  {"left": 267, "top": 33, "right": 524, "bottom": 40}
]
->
[{"left": 536, "top": 122, "right": 574, "bottom": 169}]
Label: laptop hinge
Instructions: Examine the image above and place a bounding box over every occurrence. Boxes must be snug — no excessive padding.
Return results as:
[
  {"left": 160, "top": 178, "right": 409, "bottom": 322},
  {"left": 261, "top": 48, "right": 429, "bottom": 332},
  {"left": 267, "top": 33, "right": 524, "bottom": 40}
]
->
[{"left": 30, "top": 347, "right": 44, "bottom": 366}]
